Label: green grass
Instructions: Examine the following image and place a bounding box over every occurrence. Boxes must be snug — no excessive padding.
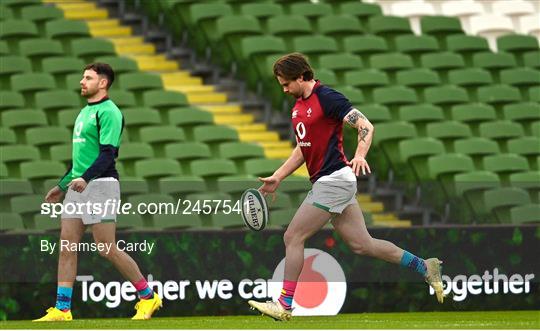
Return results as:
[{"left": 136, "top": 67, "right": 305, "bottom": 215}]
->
[{"left": 1, "top": 311, "right": 539, "bottom": 329}]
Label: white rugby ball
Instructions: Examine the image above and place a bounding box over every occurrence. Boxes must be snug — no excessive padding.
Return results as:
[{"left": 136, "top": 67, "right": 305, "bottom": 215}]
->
[{"left": 240, "top": 188, "right": 268, "bottom": 231}]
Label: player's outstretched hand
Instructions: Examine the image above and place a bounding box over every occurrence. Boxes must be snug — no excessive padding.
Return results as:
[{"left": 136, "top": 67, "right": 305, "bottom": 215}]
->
[
  {"left": 68, "top": 177, "right": 88, "bottom": 193},
  {"left": 258, "top": 176, "right": 280, "bottom": 202},
  {"left": 45, "top": 186, "right": 65, "bottom": 203},
  {"left": 348, "top": 156, "right": 371, "bottom": 177}
]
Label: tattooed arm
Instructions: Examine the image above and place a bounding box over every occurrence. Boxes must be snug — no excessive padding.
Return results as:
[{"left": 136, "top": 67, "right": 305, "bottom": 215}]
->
[{"left": 343, "top": 108, "right": 374, "bottom": 176}]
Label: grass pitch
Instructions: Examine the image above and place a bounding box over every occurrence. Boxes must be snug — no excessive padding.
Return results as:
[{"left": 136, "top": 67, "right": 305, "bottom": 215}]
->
[{"left": 1, "top": 311, "right": 538, "bottom": 329}]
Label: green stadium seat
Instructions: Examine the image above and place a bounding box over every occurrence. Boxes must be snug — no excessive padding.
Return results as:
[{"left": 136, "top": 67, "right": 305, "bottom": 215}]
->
[
  {"left": 154, "top": 213, "right": 202, "bottom": 230},
  {"left": 116, "top": 213, "right": 146, "bottom": 230},
  {"left": 94, "top": 56, "right": 139, "bottom": 74},
  {"left": 143, "top": 90, "right": 188, "bottom": 112},
  {"left": 344, "top": 69, "right": 389, "bottom": 102},
  {"left": 11, "top": 73, "right": 56, "bottom": 106},
  {"left": 424, "top": 85, "right": 468, "bottom": 115},
  {"left": 240, "top": 3, "right": 283, "bottom": 20},
  {"left": 479, "top": 121, "right": 525, "bottom": 150},
  {"left": 428, "top": 153, "right": 474, "bottom": 196},
  {"left": 0, "top": 19, "right": 38, "bottom": 53},
  {"left": 108, "top": 90, "right": 137, "bottom": 108},
  {"left": 0, "top": 56, "right": 32, "bottom": 89},
  {"left": 367, "top": 16, "right": 412, "bottom": 47},
  {"left": 267, "top": 15, "right": 312, "bottom": 48},
  {"left": 373, "top": 121, "right": 417, "bottom": 173},
  {"left": 337, "top": 86, "right": 364, "bottom": 105},
  {"left": 119, "top": 72, "right": 163, "bottom": 94},
  {"left": 10, "top": 194, "right": 43, "bottom": 225},
  {"left": 190, "top": 159, "right": 237, "bottom": 189},
  {"left": 127, "top": 193, "right": 174, "bottom": 226},
  {"left": 0, "top": 127, "right": 16, "bottom": 145},
  {"left": 316, "top": 69, "right": 338, "bottom": 86},
  {"left": 523, "top": 50, "right": 540, "bottom": 69},
  {"left": 45, "top": 19, "right": 90, "bottom": 52},
  {"left": 58, "top": 109, "right": 78, "bottom": 129},
  {"left": 165, "top": 142, "right": 211, "bottom": 174},
  {"left": 395, "top": 35, "right": 439, "bottom": 65},
  {"left": 240, "top": 35, "right": 286, "bottom": 87},
  {"left": 399, "top": 104, "right": 444, "bottom": 134},
  {"left": 118, "top": 142, "right": 154, "bottom": 168},
  {"left": 508, "top": 137, "right": 540, "bottom": 169},
  {"left": 455, "top": 170, "right": 501, "bottom": 222},
  {"left": 167, "top": 107, "right": 213, "bottom": 139},
  {"left": 159, "top": 175, "right": 207, "bottom": 196},
  {"left": 0, "top": 5, "right": 14, "bottom": 21},
  {"left": 319, "top": 53, "right": 363, "bottom": 82},
  {"left": 0, "top": 163, "right": 7, "bottom": 179},
  {"left": 211, "top": 212, "right": 243, "bottom": 229},
  {"left": 420, "top": 16, "right": 463, "bottom": 45},
  {"left": 2, "top": 0, "right": 41, "bottom": 17},
  {"left": 478, "top": 84, "right": 521, "bottom": 110},
  {"left": 420, "top": 52, "right": 465, "bottom": 81},
  {"left": 497, "top": 34, "right": 539, "bottom": 66},
  {"left": 510, "top": 171, "right": 540, "bottom": 201},
  {"left": 510, "top": 204, "right": 540, "bottom": 224},
  {"left": 244, "top": 158, "right": 283, "bottom": 177},
  {"left": 269, "top": 208, "right": 296, "bottom": 228},
  {"left": 2, "top": 145, "right": 40, "bottom": 177},
  {"left": 219, "top": 141, "right": 264, "bottom": 161},
  {"left": 134, "top": 159, "right": 182, "bottom": 180},
  {"left": 338, "top": 2, "right": 382, "bottom": 24},
  {"left": 483, "top": 154, "right": 529, "bottom": 183},
  {"left": 18, "top": 38, "right": 64, "bottom": 71},
  {"left": 34, "top": 214, "right": 61, "bottom": 232},
  {"left": 35, "top": 90, "right": 81, "bottom": 114},
  {"left": 289, "top": 2, "right": 333, "bottom": 18},
  {"left": 217, "top": 175, "right": 259, "bottom": 197},
  {"left": 193, "top": 125, "right": 238, "bottom": 155},
  {"left": 448, "top": 68, "right": 493, "bottom": 100},
  {"left": 454, "top": 137, "right": 500, "bottom": 168},
  {"left": 451, "top": 103, "right": 496, "bottom": 134},
  {"left": 446, "top": 35, "right": 490, "bottom": 66},
  {"left": 359, "top": 104, "right": 392, "bottom": 123},
  {"left": 370, "top": 53, "right": 413, "bottom": 83},
  {"left": 503, "top": 103, "right": 540, "bottom": 134},
  {"left": 20, "top": 160, "right": 66, "bottom": 182},
  {"left": 0, "top": 213, "right": 25, "bottom": 232},
  {"left": 317, "top": 15, "right": 363, "bottom": 46},
  {"left": 292, "top": 35, "right": 338, "bottom": 67},
  {"left": 0, "top": 41, "right": 9, "bottom": 55},
  {"left": 500, "top": 68, "right": 540, "bottom": 92},
  {"left": 373, "top": 86, "right": 417, "bottom": 113},
  {"left": 21, "top": 5, "right": 63, "bottom": 30},
  {"left": 139, "top": 126, "right": 185, "bottom": 157},
  {"left": 396, "top": 68, "right": 440, "bottom": 100},
  {"left": 472, "top": 52, "right": 517, "bottom": 81},
  {"left": 399, "top": 137, "right": 445, "bottom": 181},
  {"left": 123, "top": 107, "right": 162, "bottom": 140},
  {"left": 529, "top": 86, "right": 540, "bottom": 102},
  {"left": 42, "top": 56, "right": 85, "bottom": 88},
  {"left": 119, "top": 178, "right": 149, "bottom": 198},
  {"left": 50, "top": 143, "right": 71, "bottom": 165},
  {"left": 64, "top": 72, "right": 84, "bottom": 92},
  {"left": 2, "top": 110, "right": 47, "bottom": 142},
  {"left": 215, "top": 15, "right": 263, "bottom": 65},
  {"left": 484, "top": 187, "right": 531, "bottom": 223},
  {"left": 26, "top": 126, "right": 71, "bottom": 158},
  {"left": 189, "top": 3, "right": 233, "bottom": 54},
  {"left": 0, "top": 91, "right": 24, "bottom": 110},
  {"left": 343, "top": 35, "right": 389, "bottom": 58},
  {"left": 426, "top": 121, "right": 472, "bottom": 151},
  {"left": 71, "top": 38, "right": 116, "bottom": 63}
]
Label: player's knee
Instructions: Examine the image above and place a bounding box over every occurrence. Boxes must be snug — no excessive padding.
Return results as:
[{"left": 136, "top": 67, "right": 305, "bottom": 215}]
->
[
  {"left": 351, "top": 239, "right": 373, "bottom": 256},
  {"left": 283, "top": 230, "right": 302, "bottom": 247},
  {"left": 95, "top": 242, "right": 117, "bottom": 259}
]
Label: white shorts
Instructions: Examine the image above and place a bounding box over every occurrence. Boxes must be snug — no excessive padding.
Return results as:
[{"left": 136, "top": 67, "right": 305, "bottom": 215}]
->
[
  {"left": 62, "top": 177, "right": 120, "bottom": 224},
  {"left": 303, "top": 166, "right": 358, "bottom": 214}
]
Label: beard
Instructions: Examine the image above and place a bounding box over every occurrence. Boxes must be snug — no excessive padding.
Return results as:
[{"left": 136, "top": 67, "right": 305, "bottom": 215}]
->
[{"left": 81, "top": 87, "right": 98, "bottom": 98}]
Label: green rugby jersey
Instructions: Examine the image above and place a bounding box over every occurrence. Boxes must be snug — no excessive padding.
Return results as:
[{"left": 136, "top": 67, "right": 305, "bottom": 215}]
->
[{"left": 58, "top": 98, "right": 123, "bottom": 191}]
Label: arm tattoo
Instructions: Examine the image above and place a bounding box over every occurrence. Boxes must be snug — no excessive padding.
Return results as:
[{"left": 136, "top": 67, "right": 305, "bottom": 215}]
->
[
  {"left": 359, "top": 126, "right": 369, "bottom": 142},
  {"left": 346, "top": 109, "right": 367, "bottom": 127}
]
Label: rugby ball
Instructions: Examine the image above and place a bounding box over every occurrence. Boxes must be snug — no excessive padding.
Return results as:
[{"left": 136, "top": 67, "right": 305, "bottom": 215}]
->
[{"left": 240, "top": 188, "right": 268, "bottom": 231}]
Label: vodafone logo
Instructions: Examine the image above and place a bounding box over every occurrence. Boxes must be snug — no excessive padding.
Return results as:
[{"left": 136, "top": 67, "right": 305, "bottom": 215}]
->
[{"left": 269, "top": 248, "right": 346, "bottom": 316}]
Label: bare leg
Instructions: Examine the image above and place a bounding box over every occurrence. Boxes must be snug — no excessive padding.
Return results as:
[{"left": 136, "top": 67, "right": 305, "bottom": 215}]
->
[
  {"left": 283, "top": 203, "right": 332, "bottom": 281},
  {"left": 331, "top": 203, "right": 404, "bottom": 264},
  {"left": 91, "top": 223, "right": 143, "bottom": 283},
  {"left": 58, "top": 219, "right": 86, "bottom": 286}
]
